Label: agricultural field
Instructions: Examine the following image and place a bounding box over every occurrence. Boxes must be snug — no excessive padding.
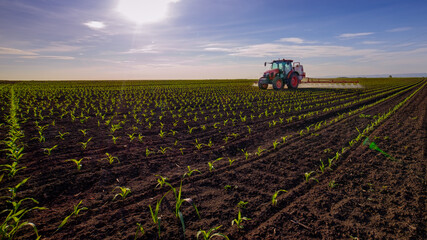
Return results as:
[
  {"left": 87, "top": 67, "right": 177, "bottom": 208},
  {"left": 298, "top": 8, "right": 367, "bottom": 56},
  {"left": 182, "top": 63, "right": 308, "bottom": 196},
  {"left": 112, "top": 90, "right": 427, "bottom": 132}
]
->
[{"left": 0, "top": 78, "right": 426, "bottom": 239}]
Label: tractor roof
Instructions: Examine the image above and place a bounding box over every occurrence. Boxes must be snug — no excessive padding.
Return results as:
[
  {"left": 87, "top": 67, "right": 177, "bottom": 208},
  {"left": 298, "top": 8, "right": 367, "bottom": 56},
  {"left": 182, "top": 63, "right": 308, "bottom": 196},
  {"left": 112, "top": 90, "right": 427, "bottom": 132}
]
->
[{"left": 271, "top": 59, "right": 293, "bottom": 63}]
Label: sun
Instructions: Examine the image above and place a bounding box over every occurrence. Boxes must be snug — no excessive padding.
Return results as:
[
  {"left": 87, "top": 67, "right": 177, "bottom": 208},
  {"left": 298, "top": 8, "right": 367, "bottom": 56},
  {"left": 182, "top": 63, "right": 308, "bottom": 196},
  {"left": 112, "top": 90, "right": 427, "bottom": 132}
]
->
[{"left": 116, "top": 0, "right": 179, "bottom": 25}]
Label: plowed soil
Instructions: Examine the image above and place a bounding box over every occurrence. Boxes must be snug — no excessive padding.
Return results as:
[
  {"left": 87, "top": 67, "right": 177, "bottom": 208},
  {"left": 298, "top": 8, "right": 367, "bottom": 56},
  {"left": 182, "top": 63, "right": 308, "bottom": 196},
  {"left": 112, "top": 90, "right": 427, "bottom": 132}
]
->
[{"left": 0, "top": 79, "right": 425, "bottom": 240}]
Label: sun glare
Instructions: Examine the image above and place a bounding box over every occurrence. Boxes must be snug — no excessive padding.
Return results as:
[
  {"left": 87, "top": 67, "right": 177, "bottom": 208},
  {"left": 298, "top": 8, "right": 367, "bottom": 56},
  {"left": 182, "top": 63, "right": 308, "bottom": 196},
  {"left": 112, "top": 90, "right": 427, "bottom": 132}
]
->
[{"left": 116, "top": 0, "right": 179, "bottom": 24}]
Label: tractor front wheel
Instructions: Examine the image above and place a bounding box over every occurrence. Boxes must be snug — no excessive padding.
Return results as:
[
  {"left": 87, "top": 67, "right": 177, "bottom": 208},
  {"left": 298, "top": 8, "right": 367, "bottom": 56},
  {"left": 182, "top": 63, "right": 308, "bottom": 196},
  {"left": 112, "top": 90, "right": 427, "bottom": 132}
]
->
[
  {"left": 272, "top": 77, "right": 284, "bottom": 90},
  {"left": 287, "top": 73, "right": 299, "bottom": 89},
  {"left": 258, "top": 81, "right": 268, "bottom": 90}
]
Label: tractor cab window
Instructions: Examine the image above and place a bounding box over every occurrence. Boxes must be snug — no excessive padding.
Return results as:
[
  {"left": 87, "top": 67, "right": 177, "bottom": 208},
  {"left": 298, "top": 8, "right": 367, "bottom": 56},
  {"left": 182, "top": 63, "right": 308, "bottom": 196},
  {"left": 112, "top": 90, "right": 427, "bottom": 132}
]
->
[
  {"left": 271, "top": 62, "right": 280, "bottom": 70},
  {"left": 283, "top": 62, "right": 292, "bottom": 74}
]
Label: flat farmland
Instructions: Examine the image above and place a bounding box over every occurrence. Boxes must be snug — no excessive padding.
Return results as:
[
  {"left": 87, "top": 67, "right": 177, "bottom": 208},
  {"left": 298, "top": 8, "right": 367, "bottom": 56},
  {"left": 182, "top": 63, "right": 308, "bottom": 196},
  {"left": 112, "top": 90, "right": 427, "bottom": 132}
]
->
[{"left": 0, "top": 78, "right": 425, "bottom": 239}]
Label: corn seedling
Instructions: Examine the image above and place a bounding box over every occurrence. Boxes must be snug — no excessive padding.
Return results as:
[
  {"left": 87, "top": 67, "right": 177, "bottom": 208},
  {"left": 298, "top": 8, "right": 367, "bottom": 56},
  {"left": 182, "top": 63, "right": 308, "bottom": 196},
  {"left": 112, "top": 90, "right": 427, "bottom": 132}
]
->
[
  {"left": 171, "top": 181, "right": 201, "bottom": 234},
  {"left": 158, "top": 146, "right": 170, "bottom": 155},
  {"left": 155, "top": 175, "right": 168, "bottom": 189},
  {"left": 145, "top": 148, "right": 153, "bottom": 157},
  {"left": 241, "top": 149, "right": 249, "bottom": 160},
  {"left": 208, "top": 157, "right": 222, "bottom": 172},
  {"left": 79, "top": 129, "right": 88, "bottom": 136},
  {"left": 328, "top": 180, "right": 337, "bottom": 188},
  {"left": 104, "top": 153, "right": 119, "bottom": 164},
  {"left": 65, "top": 158, "right": 85, "bottom": 171},
  {"left": 149, "top": 191, "right": 169, "bottom": 238},
  {"left": 194, "top": 139, "right": 203, "bottom": 150},
  {"left": 42, "top": 145, "right": 57, "bottom": 156},
  {"left": 228, "top": 158, "right": 236, "bottom": 166},
  {"left": 134, "top": 223, "right": 145, "bottom": 240},
  {"left": 0, "top": 162, "right": 26, "bottom": 179},
  {"left": 128, "top": 133, "right": 136, "bottom": 142},
  {"left": 111, "top": 135, "right": 119, "bottom": 144},
  {"left": 231, "top": 209, "right": 251, "bottom": 229},
  {"left": 304, "top": 171, "right": 318, "bottom": 183},
  {"left": 197, "top": 225, "right": 229, "bottom": 240},
  {"left": 56, "top": 131, "right": 69, "bottom": 140},
  {"left": 1, "top": 198, "right": 46, "bottom": 239},
  {"left": 271, "top": 189, "right": 287, "bottom": 206},
  {"left": 319, "top": 159, "right": 325, "bottom": 173},
  {"left": 57, "top": 200, "right": 87, "bottom": 231},
  {"left": 183, "top": 166, "right": 201, "bottom": 178},
  {"left": 237, "top": 201, "right": 248, "bottom": 209},
  {"left": 79, "top": 137, "right": 92, "bottom": 150},
  {"left": 255, "top": 146, "right": 265, "bottom": 156},
  {"left": 112, "top": 186, "right": 131, "bottom": 200},
  {"left": 273, "top": 140, "right": 280, "bottom": 150}
]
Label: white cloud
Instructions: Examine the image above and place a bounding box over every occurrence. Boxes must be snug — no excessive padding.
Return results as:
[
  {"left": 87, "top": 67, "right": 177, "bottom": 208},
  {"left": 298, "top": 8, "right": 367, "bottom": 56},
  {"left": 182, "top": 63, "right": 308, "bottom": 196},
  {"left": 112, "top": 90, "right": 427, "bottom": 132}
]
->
[
  {"left": 227, "top": 43, "right": 380, "bottom": 58},
  {"left": 338, "top": 32, "right": 374, "bottom": 39},
  {"left": 0, "top": 47, "right": 37, "bottom": 55},
  {"left": 386, "top": 27, "right": 412, "bottom": 32},
  {"left": 204, "top": 47, "right": 234, "bottom": 52},
  {"left": 361, "top": 41, "right": 384, "bottom": 45},
  {"left": 83, "top": 21, "right": 106, "bottom": 30},
  {"left": 279, "top": 37, "right": 305, "bottom": 44},
  {"left": 20, "top": 55, "right": 75, "bottom": 60},
  {"left": 124, "top": 45, "right": 159, "bottom": 54}
]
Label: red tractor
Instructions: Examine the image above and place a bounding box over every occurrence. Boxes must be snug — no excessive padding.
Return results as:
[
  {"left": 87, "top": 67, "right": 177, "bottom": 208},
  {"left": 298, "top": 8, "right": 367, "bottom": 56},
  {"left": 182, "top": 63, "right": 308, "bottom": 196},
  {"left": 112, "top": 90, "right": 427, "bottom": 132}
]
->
[{"left": 258, "top": 59, "right": 306, "bottom": 90}]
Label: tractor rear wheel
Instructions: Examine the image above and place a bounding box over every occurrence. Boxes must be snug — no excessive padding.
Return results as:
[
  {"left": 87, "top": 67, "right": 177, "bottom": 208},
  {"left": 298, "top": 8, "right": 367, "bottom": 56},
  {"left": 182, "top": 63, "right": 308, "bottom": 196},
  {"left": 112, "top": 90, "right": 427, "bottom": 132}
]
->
[
  {"left": 258, "top": 81, "right": 268, "bottom": 90},
  {"left": 272, "top": 77, "right": 284, "bottom": 90},
  {"left": 287, "top": 73, "right": 299, "bottom": 89}
]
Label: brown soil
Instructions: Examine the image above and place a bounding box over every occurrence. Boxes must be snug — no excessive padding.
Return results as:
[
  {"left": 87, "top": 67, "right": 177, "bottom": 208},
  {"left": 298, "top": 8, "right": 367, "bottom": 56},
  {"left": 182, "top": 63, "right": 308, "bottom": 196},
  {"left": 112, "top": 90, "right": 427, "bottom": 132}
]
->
[{"left": 1, "top": 79, "right": 425, "bottom": 240}]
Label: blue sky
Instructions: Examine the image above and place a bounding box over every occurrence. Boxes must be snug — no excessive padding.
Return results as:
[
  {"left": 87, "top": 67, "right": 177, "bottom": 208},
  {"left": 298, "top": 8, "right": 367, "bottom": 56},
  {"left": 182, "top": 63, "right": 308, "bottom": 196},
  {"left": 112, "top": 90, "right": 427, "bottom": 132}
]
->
[{"left": 0, "top": 0, "right": 426, "bottom": 80}]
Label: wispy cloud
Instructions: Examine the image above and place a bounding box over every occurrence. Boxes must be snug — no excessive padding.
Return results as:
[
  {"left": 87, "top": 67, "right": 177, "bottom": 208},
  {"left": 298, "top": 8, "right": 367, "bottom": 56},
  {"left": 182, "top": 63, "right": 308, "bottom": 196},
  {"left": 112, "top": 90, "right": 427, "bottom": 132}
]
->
[
  {"left": 338, "top": 32, "right": 374, "bottom": 39},
  {"left": 0, "top": 47, "right": 37, "bottom": 55},
  {"left": 124, "top": 45, "right": 159, "bottom": 54},
  {"left": 278, "top": 37, "right": 316, "bottom": 44},
  {"left": 226, "top": 43, "right": 380, "bottom": 58},
  {"left": 386, "top": 27, "right": 412, "bottom": 32},
  {"left": 83, "top": 21, "right": 106, "bottom": 30},
  {"left": 34, "top": 43, "right": 81, "bottom": 53},
  {"left": 361, "top": 41, "right": 384, "bottom": 45},
  {"left": 20, "top": 55, "right": 75, "bottom": 60}
]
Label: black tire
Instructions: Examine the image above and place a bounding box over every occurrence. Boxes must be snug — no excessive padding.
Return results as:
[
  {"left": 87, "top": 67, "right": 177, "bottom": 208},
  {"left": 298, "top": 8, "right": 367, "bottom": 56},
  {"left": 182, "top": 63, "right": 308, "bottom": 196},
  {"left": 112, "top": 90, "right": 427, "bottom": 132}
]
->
[
  {"left": 258, "top": 81, "right": 268, "bottom": 90},
  {"left": 287, "top": 73, "right": 299, "bottom": 89},
  {"left": 272, "top": 77, "right": 284, "bottom": 90}
]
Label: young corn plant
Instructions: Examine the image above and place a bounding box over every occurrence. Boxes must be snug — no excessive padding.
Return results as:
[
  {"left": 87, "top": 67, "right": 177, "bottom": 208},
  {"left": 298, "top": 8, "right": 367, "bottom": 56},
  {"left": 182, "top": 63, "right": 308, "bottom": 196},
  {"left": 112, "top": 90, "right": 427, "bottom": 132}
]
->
[
  {"left": 104, "top": 153, "right": 119, "bottom": 164},
  {"left": 272, "top": 140, "right": 280, "bottom": 150},
  {"left": 149, "top": 191, "right": 169, "bottom": 238},
  {"left": 1, "top": 198, "right": 46, "bottom": 239},
  {"left": 196, "top": 225, "right": 229, "bottom": 240},
  {"left": 111, "top": 135, "right": 119, "bottom": 145},
  {"left": 65, "top": 158, "right": 85, "bottom": 171},
  {"left": 79, "top": 137, "right": 92, "bottom": 150},
  {"left": 0, "top": 162, "right": 26, "bottom": 179},
  {"left": 112, "top": 186, "right": 131, "bottom": 200},
  {"left": 231, "top": 209, "right": 251, "bottom": 229},
  {"left": 237, "top": 201, "right": 248, "bottom": 209},
  {"left": 183, "top": 166, "right": 201, "bottom": 178},
  {"left": 42, "top": 145, "right": 57, "bottom": 156},
  {"left": 228, "top": 157, "right": 237, "bottom": 166},
  {"left": 134, "top": 223, "right": 145, "bottom": 240},
  {"left": 56, "top": 131, "right": 69, "bottom": 140},
  {"left": 57, "top": 200, "right": 87, "bottom": 231},
  {"left": 271, "top": 189, "right": 287, "bottom": 206},
  {"left": 241, "top": 149, "right": 249, "bottom": 160},
  {"left": 155, "top": 175, "right": 168, "bottom": 189},
  {"left": 208, "top": 158, "right": 223, "bottom": 172},
  {"left": 171, "top": 181, "right": 201, "bottom": 235},
  {"left": 255, "top": 146, "right": 266, "bottom": 156},
  {"left": 304, "top": 171, "right": 318, "bottom": 183}
]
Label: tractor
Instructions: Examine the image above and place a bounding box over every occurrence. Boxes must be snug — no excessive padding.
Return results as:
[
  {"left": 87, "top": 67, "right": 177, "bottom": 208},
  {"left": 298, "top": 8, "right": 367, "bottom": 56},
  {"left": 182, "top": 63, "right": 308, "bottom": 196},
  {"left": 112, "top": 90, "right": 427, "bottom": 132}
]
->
[{"left": 258, "top": 59, "right": 306, "bottom": 90}]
